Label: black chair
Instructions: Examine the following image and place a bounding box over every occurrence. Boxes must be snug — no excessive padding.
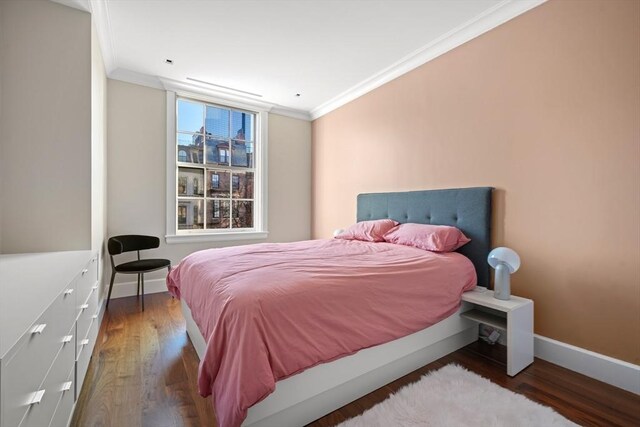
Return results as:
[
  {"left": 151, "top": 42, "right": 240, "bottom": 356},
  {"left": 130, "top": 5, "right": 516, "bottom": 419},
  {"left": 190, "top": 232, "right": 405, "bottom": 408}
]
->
[{"left": 106, "top": 235, "right": 171, "bottom": 311}]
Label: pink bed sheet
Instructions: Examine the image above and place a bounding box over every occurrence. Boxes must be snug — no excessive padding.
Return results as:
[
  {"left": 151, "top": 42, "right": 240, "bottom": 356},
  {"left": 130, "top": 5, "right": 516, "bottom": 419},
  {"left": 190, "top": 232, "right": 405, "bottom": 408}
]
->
[{"left": 167, "top": 238, "right": 476, "bottom": 427}]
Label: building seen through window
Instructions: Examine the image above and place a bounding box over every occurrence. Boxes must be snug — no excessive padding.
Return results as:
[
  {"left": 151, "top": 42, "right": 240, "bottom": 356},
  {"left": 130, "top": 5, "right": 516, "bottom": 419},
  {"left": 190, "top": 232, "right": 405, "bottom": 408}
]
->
[{"left": 176, "top": 98, "right": 257, "bottom": 231}]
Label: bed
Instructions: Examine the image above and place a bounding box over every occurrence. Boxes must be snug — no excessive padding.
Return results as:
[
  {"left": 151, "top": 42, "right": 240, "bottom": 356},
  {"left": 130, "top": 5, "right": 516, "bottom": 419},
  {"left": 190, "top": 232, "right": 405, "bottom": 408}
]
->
[{"left": 171, "top": 187, "right": 493, "bottom": 427}]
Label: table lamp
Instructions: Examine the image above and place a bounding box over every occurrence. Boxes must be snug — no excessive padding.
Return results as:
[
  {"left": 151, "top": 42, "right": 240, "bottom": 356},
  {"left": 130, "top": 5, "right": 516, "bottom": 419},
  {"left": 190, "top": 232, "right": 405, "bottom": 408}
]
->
[{"left": 488, "top": 247, "right": 520, "bottom": 300}]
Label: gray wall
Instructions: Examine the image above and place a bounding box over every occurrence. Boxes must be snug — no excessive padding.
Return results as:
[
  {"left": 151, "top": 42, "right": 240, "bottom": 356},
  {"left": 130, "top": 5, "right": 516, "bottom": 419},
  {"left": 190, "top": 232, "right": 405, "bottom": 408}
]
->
[
  {"left": 0, "top": 0, "right": 92, "bottom": 254},
  {"left": 106, "top": 79, "right": 311, "bottom": 285}
]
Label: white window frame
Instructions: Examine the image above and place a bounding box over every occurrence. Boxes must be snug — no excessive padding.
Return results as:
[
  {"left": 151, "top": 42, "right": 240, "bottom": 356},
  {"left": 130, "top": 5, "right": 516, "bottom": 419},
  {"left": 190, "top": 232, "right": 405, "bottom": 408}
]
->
[{"left": 165, "top": 90, "right": 268, "bottom": 244}]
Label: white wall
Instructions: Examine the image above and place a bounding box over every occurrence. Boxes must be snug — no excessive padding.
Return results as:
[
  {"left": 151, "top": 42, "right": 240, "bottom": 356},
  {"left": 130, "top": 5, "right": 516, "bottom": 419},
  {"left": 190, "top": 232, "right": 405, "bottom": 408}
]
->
[
  {"left": 106, "top": 79, "right": 311, "bottom": 286},
  {"left": 91, "top": 19, "right": 108, "bottom": 297},
  {"left": 0, "top": 0, "right": 92, "bottom": 254},
  {"left": 0, "top": 0, "right": 4, "bottom": 252}
]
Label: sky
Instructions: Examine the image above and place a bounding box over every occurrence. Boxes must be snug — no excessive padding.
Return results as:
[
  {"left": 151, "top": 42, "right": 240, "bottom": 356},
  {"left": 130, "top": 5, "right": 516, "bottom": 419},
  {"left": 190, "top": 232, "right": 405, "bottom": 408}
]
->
[{"left": 177, "top": 99, "right": 253, "bottom": 141}]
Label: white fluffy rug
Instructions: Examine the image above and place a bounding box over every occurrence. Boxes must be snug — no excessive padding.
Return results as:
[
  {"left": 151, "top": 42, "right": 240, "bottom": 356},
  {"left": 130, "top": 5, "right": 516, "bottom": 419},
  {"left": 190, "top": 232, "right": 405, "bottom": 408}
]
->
[{"left": 337, "top": 364, "right": 577, "bottom": 427}]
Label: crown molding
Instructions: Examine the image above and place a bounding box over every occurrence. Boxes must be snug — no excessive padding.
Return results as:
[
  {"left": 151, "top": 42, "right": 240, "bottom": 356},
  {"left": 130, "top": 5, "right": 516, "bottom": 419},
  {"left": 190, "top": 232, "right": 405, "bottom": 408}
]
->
[
  {"left": 50, "top": 0, "right": 90, "bottom": 13},
  {"left": 108, "top": 68, "right": 311, "bottom": 121},
  {"left": 89, "top": 0, "right": 117, "bottom": 74},
  {"left": 109, "top": 68, "right": 165, "bottom": 90},
  {"left": 49, "top": 1, "right": 115, "bottom": 73},
  {"left": 159, "top": 77, "right": 276, "bottom": 112},
  {"left": 309, "top": 0, "right": 547, "bottom": 120},
  {"left": 270, "top": 106, "right": 312, "bottom": 122},
  {"left": 81, "top": 0, "right": 544, "bottom": 123}
]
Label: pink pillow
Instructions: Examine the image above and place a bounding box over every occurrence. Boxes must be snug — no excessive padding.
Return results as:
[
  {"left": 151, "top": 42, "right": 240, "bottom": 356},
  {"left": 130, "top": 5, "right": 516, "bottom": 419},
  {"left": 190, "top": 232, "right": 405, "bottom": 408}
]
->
[
  {"left": 383, "top": 223, "right": 471, "bottom": 252},
  {"left": 335, "top": 219, "right": 399, "bottom": 242}
]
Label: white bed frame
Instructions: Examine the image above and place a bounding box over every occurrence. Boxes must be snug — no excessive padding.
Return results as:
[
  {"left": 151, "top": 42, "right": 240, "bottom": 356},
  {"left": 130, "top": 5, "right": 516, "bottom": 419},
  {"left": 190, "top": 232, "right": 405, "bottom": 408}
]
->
[
  {"left": 183, "top": 187, "right": 492, "bottom": 426},
  {"left": 182, "top": 299, "right": 478, "bottom": 427}
]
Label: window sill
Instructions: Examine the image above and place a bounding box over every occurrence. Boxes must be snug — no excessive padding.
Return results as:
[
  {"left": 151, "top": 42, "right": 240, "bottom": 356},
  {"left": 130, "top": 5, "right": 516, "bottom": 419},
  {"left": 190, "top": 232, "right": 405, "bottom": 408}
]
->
[{"left": 165, "top": 231, "right": 269, "bottom": 244}]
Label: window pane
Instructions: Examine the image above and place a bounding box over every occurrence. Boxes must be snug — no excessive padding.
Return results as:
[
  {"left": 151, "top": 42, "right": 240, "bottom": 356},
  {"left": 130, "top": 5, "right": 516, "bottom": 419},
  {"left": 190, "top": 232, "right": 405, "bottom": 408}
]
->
[
  {"left": 205, "top": 137, "right": 230, "bottom": 166},
  {"left": 178, "top": 167, "right": 204, "bottom": 197},
  {"left": 232, "top": 201, "right": 253, "bottom": 228},
  {"left": 231, "top": 172, "right": 253, "bottom": 199},
  {"left": 205, "top": 106, "right": 229, "bottom": 138},
  {"left": 207, "top": 199, "right": 230, "bottom": 229},
  {"left": 177, "top": 133, "right": 203, "bottom": 164},
  {"left": 207, "top": 169, "right": 230, "bottom": 197},
  {"left": 231, "top": 111, "right": 254, "bottom": 141},
  {"left": 177, "top": 100, "right": 204, "bottom": 133},
  {"left": 178, "top": 199, "right": 204, "bottom": 230},
  {"left": 231, "top": 140, "right": 254, "bottom": 168}
]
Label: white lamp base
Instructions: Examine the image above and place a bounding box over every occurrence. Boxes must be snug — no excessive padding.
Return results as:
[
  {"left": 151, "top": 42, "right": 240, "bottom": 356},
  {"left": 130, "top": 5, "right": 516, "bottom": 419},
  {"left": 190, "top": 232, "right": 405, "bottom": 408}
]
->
[{"left": 494, "top": 263, "right": 511, "bottom": 300}]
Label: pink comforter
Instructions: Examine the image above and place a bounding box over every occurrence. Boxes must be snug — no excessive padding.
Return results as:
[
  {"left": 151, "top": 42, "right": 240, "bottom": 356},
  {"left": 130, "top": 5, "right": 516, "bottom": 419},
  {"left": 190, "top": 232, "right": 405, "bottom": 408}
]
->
[{"left": 167, "top": 239, "right": 476, "bottom": 427}]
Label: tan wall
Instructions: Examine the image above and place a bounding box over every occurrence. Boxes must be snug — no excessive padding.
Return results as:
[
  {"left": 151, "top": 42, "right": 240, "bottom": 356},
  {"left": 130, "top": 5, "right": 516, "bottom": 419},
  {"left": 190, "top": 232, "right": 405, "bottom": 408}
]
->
[
  {"left": 0, "top": 0, "right": 92, "bottom": 254},
  {"left": 312, "top": 0, "right": 640, "bottom": 364},
  {"left": 107, "top": 79, "right": 311, "bottom": 285}
]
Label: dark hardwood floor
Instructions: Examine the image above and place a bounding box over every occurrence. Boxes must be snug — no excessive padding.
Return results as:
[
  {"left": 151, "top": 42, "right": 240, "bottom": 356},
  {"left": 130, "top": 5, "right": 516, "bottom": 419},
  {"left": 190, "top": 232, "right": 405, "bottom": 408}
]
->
[{"left": 71, "top": 293, "right": 639, "bottom": 427}]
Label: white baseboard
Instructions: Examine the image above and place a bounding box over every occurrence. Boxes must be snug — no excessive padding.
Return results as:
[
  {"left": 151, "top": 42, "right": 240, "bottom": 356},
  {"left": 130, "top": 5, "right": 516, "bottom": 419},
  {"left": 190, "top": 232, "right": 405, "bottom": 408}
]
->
[
  {"left": 534, "top": 334, "right": 639, "bottom": 395},
  {"left": 109, "top": 278, "right": 168, "bottom": 299},
  {"left": 97, "top": 296, "right": 106, "bottom": 322},
  {"left": 102, "top": 281, "right": 640, "bottom": 395}
]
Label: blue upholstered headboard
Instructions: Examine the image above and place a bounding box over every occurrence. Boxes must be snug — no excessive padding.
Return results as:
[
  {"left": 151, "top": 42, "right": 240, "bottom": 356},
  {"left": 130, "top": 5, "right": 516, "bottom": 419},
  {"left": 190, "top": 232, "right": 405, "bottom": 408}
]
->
[{"left": 357, "top": 187, "right": 493, "bottom": 287}]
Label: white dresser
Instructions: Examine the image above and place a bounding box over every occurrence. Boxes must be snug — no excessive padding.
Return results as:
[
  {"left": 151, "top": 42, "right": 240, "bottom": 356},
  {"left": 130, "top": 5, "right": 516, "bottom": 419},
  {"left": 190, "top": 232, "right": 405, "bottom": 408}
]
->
[{"left": 0, "top": 251, "right": 102, "bottom": 427}]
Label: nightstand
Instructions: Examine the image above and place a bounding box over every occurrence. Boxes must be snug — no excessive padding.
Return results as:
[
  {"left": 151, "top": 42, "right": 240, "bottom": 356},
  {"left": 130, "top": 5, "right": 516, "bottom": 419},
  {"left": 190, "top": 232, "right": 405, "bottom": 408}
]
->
[{"left": 461, "top": 288, "right": 534, "bottom": 376}]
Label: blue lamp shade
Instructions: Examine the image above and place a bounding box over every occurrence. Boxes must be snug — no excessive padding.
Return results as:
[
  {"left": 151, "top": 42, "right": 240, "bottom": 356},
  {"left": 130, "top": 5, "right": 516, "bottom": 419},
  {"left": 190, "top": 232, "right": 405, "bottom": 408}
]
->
[{"left": 488, "top": 247, "right": 521, "bottom": 300}]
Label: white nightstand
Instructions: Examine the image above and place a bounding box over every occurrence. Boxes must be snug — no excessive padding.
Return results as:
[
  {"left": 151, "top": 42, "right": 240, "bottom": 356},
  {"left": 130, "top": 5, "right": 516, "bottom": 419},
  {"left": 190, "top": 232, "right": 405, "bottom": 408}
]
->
[{"left": 461, "top": 288, "right": 534, "bottom": 376}]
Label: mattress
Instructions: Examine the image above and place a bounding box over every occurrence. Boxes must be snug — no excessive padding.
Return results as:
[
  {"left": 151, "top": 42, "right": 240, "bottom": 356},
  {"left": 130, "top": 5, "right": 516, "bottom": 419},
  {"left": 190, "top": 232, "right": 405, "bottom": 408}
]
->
[{"left": 167, "top": 238, "right": 476, "bottom": 427}]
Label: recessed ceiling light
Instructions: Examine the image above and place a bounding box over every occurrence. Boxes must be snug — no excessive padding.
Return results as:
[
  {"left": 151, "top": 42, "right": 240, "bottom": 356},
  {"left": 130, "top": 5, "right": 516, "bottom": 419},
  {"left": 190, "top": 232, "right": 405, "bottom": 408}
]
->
[{"left": 165, "top": 59, "right": 174, "bottom": 64}]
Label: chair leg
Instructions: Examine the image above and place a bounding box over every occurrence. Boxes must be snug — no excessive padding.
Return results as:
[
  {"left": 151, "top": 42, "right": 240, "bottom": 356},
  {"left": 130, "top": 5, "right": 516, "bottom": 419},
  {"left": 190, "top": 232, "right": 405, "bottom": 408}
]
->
[
  {"left": 137, "top": 274, "right": 140, "bottom": 296},
  {"left": 106, "top": 271, "right": 116, "bottom": 309},
  {"left": 141, "top": 273, "right": 145, "bottom": 311}
]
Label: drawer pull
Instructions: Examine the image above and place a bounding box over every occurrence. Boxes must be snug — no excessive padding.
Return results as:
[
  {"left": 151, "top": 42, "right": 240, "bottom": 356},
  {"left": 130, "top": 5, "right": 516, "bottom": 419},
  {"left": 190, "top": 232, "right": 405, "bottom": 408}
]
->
[
  {"left": 64, "top": 288, "right": 74, "bottom": 295},
  {"left": 80, "top": 339, "right": 90, "bottom": 346},
  {"left": 61, "top": 381, "right": 73, "bottom": 392},
  {"left": 62, "top": 335, "right": 73, "bottom": 343},
  {"left": 80, "top": 304, "right": 89, "bottom": 310},
  {"left": 31, "top": 324, "right": 47, "bottom": 334},
  {"left": 27, "top": 390, "right": 45, "bottom": 405},
  {"left": 82, "top": 269, "right": 89, "bottom": 275}
]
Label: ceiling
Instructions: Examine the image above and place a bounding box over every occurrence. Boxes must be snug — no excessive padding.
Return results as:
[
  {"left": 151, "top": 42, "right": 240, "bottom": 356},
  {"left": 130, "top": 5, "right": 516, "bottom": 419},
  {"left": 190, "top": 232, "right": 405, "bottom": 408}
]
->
[{"left": 54, "top": 0, "right": 545, "bottom": 119}]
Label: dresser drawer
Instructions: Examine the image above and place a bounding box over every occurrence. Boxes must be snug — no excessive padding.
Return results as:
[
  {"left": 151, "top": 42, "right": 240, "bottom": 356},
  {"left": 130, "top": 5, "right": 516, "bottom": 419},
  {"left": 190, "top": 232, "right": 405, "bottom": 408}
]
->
[
  {"left": 75, "top": 256, "right": 98, "bottom": 308},
  {"left": 75, "top": 310, "right": 100, "bottom": 400},
  {"left": 17, "top": 323, "right": 75, "bottom": 427},
  {"left": 58, "top": 282, "right": 78, "bottom": 335},
  {"left": 2, "top": 293, "right": 76, "bottom": 427},
  {"left": 48, "top": 365, "right": 75, "bottom": 427},
  {"left": 76, "top": 277, "right": 98, "bottom": 323},
  {"left": 76, "top": 288, "right": 99, "bottom": 354}
]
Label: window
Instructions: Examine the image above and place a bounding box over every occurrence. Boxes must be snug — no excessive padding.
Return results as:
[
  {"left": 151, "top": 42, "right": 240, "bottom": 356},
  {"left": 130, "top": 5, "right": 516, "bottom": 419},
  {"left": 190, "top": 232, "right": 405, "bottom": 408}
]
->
[
  {"left": 178, "top": 205, "right": 187, "bottom": 225},
  {"left": 168, "top": 93, "right": 266, "bottom": 242},
  {"left": 178, "top": 176, "right": 187, "bottom": 195},
  {"left": 218, "top": 148, "right": 229, "bottom": 164}
]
